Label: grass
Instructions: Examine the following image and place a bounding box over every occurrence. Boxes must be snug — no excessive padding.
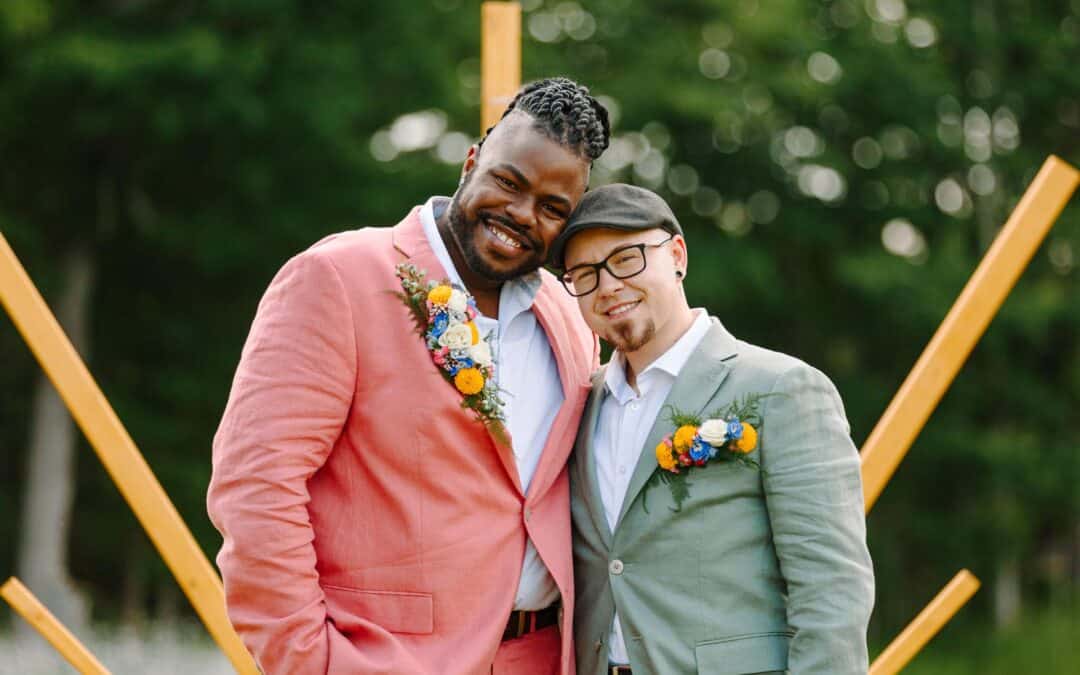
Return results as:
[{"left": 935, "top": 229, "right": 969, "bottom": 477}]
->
[
  {"left": 876, "top": 601, "right": 1079, "bottom": 674},
  {"left": 0, "top": 620, "right": 231, "bottom": 675}
]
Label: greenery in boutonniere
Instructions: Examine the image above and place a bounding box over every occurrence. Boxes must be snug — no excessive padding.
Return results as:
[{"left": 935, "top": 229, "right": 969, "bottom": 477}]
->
[
  {"left": 395, "top": 262, "right": 509, "bottom": 446},
  {"left": 643, "top": 393, "right": 775, "bottom": 512}
]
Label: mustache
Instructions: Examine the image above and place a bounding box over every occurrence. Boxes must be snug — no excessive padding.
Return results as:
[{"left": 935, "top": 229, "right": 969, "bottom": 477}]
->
[{"left": 477, "top": 211, "right": 540, "bottom": 250}]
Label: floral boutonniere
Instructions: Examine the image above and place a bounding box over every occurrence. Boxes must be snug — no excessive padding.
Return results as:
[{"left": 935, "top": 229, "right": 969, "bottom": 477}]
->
[
  {"left": 644, "top": 394, "right": 772, "bottom": 512},
  {"left": 395, "top": 263, "right": 508, "bottom": 444}
]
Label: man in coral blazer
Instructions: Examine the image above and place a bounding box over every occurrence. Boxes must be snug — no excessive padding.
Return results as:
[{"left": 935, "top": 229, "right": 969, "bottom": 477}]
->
[{"left": 207, "top": 78, "right": 610, "bottom": 674}]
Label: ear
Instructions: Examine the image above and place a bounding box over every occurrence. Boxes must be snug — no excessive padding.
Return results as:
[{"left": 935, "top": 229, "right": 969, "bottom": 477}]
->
[
  {"left": 671, "top": 234, "right": 688, "bottom": 275},
  {"left": 459, "top": 144, "right": 480, "bottom": 183}
]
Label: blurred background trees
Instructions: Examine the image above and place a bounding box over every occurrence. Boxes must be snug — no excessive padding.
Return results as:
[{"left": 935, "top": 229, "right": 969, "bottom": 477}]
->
[{"left": 1, "top": 0, "right": 1077, "bottom": 671}]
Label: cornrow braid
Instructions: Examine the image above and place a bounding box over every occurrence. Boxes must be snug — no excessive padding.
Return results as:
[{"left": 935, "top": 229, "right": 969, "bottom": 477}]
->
[{"left": 479, "top": 77, "right": 611, "bottom": 160}]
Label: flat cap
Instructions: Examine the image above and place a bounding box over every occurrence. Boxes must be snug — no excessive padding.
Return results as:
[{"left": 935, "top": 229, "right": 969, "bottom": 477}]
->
[{"left": 550, "top": 183, "right": 682, "bottom": 269}]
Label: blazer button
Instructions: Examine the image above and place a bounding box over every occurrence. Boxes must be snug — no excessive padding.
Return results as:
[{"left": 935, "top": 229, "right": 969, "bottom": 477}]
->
[
  {"left": 608, "top": 559, "right": 624, "bottom": 575},
  {"left": 524, "top": 507, "right": 532, "bottom": 521}
]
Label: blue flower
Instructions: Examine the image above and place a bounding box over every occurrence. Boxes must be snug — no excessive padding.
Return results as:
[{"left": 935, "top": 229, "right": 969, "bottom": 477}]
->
[
  {"left": 689, "top": 437, "right": 711, "bottom": 462},
  {"left": 455, "top": 357, "right": 475, "bottom": 370},
  {"left": 726, "top": 419, "right": 743, "bottom": 441},
  {"left": 430, "top": 311, "right": 450, "bottom": 338},
  {"left": 447, "top": 363, "right": 460, "bottom": 377}
]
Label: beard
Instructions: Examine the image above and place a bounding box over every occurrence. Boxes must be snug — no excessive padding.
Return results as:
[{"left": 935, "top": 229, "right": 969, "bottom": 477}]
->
[
  {"left": 447, "top": 182, "right": 547, "bottom": 282},
  {"left": 604, "top": 318, "right": 656, "bottom": 355}
]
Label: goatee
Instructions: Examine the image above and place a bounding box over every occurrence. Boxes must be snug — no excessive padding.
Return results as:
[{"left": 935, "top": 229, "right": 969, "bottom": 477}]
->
[{"left": 607, "top": 319, "right": 656, "bottom": 355}]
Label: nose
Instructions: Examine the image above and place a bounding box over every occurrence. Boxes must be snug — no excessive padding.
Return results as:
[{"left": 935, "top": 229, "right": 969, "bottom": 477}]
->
[
  {"left": 503, "top": 196, "right": 537, "bottom": 231},
  {"left": 594, "top": 266, "right": 625, "bottom": 297}
]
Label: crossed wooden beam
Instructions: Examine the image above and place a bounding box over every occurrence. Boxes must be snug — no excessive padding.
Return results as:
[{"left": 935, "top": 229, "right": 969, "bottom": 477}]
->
[{"left": 2, "top": 4, "right": 1077, "bottom": 673}]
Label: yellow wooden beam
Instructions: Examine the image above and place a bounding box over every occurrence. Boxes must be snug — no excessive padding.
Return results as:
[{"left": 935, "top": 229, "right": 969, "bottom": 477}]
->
[
  {"left": 0, "top": 235, "right": 259, "bottom": 674},
  {"left": 869, "top": 570, "right": 981, "bottom": 675},
  {"left": 1, "top": 577, "right": 111, "bottom": 675},
  {"left": 481, "top": 1, "right": 522, "bottom": 133},
  {"left": 861, "top": 155, "right": 1080, "bottom": 512}
]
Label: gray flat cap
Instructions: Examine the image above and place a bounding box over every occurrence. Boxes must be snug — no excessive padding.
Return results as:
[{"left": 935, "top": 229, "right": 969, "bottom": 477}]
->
[{"left": 549, "top": 183, "right": 682, "bottom": 269}]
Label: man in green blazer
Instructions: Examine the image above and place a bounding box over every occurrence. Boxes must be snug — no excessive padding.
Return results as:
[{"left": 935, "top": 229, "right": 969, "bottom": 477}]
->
[{"left": 549, "top": 184, "right": 874, "bottom": 675}]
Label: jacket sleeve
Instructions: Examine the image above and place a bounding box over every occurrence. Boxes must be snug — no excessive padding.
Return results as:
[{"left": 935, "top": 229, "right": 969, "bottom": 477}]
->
[
  {"left": 206, "top": 250, "right": 421, "bottom": 674},
  {"left": 759, "top": 363, "right": 875, "bottom": 675}
]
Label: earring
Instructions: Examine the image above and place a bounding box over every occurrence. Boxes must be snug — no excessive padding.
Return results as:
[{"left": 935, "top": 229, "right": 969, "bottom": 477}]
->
[{"left": 675, "top": 270, "right": 684, "bottom": 279}]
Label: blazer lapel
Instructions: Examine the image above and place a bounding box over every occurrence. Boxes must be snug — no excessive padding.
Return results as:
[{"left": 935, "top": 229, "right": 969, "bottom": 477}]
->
[
  {"left": 527, "top": 284, "right": 593, "bottom": 500},
  {"left": 392, "top": 208, "right": 524, "bottom": 494},
  {"left": 615, "top": 319, "right": 740, "bottom": 526},
  {"left": 575, "top": 367, "right": 614, "bottom": 547}
]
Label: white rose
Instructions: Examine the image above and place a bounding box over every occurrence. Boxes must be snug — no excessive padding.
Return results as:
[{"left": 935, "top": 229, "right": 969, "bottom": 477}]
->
[
  {"left": 469, "top": 340, "right": 493, "bottom": 367},
  {"left": 698, "top": 419, "right": 729, "bottom": 446},
  {"left": 438, "top": 323, "right": 473, "bottom": 349},
  {"left": 448, "top": 289, "right": 468, "bottom": 313}
]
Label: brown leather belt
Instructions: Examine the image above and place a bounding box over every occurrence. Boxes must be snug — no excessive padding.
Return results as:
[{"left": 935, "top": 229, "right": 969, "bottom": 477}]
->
[
  {"left": 609, "top": 666, "right": 632, "bottom": 675},
  {"left": 501, "top": 604, "right": 560, "bottom": 641}
]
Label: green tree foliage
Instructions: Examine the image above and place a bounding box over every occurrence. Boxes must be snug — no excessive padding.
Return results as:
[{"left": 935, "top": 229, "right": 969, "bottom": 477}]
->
[{"left": 1, "top": 2, "right": 1077, "bottom": 659}]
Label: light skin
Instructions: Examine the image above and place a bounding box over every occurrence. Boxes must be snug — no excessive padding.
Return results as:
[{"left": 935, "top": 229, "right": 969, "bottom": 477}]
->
[
  {"left": 563, "top": 227, "right": 696, "bottom": 390},
  {"left": 437, "top": 110, "right": 591, "bottom": 318}
]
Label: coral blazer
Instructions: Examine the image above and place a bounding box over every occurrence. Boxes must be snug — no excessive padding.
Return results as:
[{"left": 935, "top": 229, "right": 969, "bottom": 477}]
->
[{"left": 208, "top": 207, "right": 597, "bottom": 674}]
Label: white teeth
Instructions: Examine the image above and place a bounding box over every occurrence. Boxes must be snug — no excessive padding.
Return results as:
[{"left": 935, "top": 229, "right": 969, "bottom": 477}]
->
[
  {"left": 489, "top": 225, "right": 522, "bottom": 249},
  {"left": 608, "top": 302, "right": 638, "bottom": 317}
]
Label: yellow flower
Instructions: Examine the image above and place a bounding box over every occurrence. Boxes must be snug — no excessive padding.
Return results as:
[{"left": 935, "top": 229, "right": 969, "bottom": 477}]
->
[
  {"left": 655, "top": 441, "right": 677, "bottom": 471},
  {"left": 468, "top": 321, "right": 480, "bottom": 345},
  {"left": 735, "top": 423, "right": 758, "bottom": 454},
  {"left": 454, "top": 367, "right": 485, "bottom": 395},
  {"left": 673, "top": 425, "right": 698, "bottom": 452},
  {"left": 427, "top": 285, "right": 453, "bottom": 305}
]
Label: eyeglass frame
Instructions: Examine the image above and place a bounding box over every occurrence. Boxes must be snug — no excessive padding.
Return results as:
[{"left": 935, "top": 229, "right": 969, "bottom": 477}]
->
[{"left": 558, "top": 233, "right": 676, "bottom": 297}]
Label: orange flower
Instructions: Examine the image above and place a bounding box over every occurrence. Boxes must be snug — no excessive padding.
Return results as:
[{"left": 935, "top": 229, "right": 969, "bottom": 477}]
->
[
  {"left": 735, "top": 423, "right": 758, "bottom": 454},
  {"left": 655, "top": 441, "right": 677, "bottom": 471},
  {"left": 454, "top": 368, "right": 485, "bottom": 395},
  {"left": 427, "top": 285, "right": 453, "bottom": 305},
  {"left": 673, "top": 424, "right": 698, "bottom": 452}
]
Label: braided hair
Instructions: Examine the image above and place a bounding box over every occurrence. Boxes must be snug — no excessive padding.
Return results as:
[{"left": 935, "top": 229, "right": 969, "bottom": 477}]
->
[{"left": 480, "top": 77, "right": 611, "bottom": 161}]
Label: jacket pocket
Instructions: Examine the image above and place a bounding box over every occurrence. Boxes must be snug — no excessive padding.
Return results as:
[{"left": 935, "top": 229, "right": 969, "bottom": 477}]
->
[
  {"left": 322, "top": 585, "right": 434, "bottom": 635},
  {"left": 694, "top": 632, "right": 790, "bottom": 674}
]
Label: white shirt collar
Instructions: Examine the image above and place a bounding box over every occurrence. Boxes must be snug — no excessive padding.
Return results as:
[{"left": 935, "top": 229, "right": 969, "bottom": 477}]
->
[
  {"left": 419, "top": 197, "right": 542, "bottom": 323},
  {"left": 604, "top": 309, "right": 712, "bottom": 404}
]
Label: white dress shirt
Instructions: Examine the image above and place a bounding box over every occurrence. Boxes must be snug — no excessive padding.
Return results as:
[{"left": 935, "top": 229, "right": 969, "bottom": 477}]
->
[
  {"left": 420, "top": 197, "right": 564, "bottom": 610},
  {"left": 594, "top": 309, "right": 711, "bottom": 663}
]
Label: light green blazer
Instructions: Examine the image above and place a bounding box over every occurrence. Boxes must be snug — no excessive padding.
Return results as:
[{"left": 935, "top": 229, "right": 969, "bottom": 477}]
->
[{"left": 570, "top": 318, "right": 874, "bottom": 675}]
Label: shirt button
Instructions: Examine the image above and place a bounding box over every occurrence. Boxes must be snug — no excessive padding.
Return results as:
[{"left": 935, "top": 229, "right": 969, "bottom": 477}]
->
[
  {"left": 618, "top": 466, "right": 627, "bottom": 475},
  {"left": 629, "top": 402, "right": 640, "bottom": 410},
  {"left": 609, "top": 559, "right": 624, "bottom": 575}
]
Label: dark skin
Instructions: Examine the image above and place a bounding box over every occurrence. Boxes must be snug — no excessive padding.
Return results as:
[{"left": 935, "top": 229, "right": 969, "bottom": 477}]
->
[{"left": 436, "top": 111, "right": 591, "bottom": 317}]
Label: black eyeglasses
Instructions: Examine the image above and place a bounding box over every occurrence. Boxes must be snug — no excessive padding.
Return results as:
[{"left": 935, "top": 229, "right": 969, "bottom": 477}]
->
[{"left": 559, "top": 234, "right": 675, "bottom": 297}]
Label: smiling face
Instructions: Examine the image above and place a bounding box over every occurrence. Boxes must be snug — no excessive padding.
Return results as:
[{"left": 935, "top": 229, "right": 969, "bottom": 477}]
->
[
  {"left": 446, "top": 112, "right": 591, "bottom": 282},
  {"left": 564, "top": 226, "right": 693, "bottom": 368}
]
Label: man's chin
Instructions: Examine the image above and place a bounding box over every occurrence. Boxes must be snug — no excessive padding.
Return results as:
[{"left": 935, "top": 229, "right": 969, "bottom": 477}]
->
[
  {"left": 603, "top": 321, "right": 655, "bottom": 354},
  {"left": 465, "top": 250, "right": 543, "bottom": 282}
]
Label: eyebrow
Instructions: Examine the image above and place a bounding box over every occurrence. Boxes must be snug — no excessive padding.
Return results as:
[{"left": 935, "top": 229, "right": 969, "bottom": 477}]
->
[
  {"left": 565, "top": 242, "right": 643, "bottom": 271},
  {"left": 491, "top": 163, "right": 573, "bottom": 211}
]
